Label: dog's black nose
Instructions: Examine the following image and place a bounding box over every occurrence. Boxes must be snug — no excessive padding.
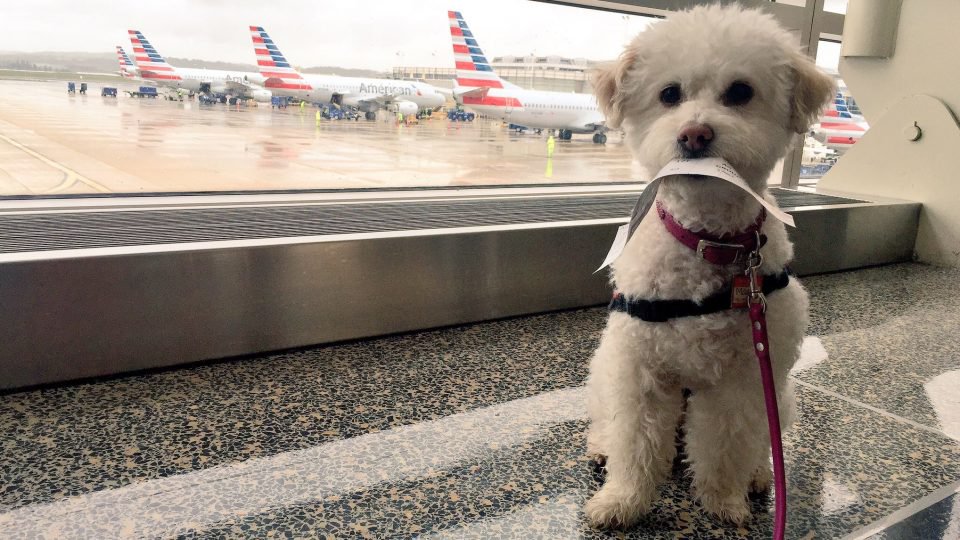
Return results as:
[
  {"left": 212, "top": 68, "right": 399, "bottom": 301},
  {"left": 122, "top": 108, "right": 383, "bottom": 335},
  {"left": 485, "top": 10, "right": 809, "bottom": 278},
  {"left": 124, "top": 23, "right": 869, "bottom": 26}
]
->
[{"left": 677, "top": 124, "right": 714, "bottom": 154}]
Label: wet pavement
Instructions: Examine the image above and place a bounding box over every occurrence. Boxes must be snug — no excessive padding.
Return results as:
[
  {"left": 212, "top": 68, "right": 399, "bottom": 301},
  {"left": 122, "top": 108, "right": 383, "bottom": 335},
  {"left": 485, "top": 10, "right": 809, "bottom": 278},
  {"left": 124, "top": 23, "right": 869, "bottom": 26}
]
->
[
  {"left": 1, "top": 262, "right": 959, "bottom": 538},
  {"left": 0, "top": 80, "right": 635, "bottom": 196}
]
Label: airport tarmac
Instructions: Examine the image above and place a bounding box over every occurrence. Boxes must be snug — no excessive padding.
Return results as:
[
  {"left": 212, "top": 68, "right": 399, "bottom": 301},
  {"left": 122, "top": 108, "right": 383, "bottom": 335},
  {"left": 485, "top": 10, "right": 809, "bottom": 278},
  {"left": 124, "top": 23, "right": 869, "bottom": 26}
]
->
[{"left": 0, "top": 80, "right": 637, "bottom": 196}]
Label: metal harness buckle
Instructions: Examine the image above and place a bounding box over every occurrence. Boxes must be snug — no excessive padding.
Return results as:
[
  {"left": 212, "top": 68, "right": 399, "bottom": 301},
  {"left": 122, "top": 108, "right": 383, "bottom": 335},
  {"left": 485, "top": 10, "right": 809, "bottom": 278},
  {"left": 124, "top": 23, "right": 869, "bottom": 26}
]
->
[
  {"left": 696, "top": 239, "right": 745, "bottom": 263},
  {"left": 745, "top": 232, "right": 767, "bottom": 312}
]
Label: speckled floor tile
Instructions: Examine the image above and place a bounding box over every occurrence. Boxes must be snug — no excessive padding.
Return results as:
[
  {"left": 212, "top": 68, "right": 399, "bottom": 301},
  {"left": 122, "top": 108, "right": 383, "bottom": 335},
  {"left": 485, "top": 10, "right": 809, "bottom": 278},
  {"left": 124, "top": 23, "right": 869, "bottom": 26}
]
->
[
  {"left": 796, "top": 264, "right": 960, "bottom": 436},
  {"left": 164, "top": 386, "right": 960, "bottom": 540},
  {"left": 864, "top": 489, "right": 960, "bottom": 540},
  {"left": 0, "top": 308, "right": 605, "bottom": 515},
  {"left": 2, "top": 262, "right": 960, "bottom": 538},
  {"left": 2, "top": 384, "right": 957, "bottom": 538}
]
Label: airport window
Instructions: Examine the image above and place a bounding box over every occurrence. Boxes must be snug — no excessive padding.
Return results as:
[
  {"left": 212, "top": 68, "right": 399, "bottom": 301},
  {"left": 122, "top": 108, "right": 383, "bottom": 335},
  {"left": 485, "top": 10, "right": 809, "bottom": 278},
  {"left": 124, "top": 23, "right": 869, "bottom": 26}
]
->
[
  {"left": 823, "top": 0, "right": 848, "bottom": 14},
  {"left": 798, "top": 39, "right": 868, "bottom": 185},
  {"left": 0, "top": 0, "right": 663, "bottom": 196},
  {"left": 0, "top": 1, "right": 839, "bottom": 196}
]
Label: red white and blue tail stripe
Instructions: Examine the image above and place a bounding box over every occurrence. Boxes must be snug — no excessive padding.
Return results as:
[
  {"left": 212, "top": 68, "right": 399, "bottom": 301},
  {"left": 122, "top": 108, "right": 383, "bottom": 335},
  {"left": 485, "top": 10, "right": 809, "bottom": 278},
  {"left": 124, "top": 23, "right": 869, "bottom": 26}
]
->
[
  {"left": 116, "top": 46, "right": 136, "bottom": 78},
  {"left": 448, "top": 10, "right": 503, "bottom": 89},
  {"left": 128, "top": 30, "right": 181, "bottom": 81},
  {"left": 249, "top": 26, "right": 312, "bottom": 91},
  {"left": 819, "top": 90, "right": 867, "bottom": 147},
  {"left": 448, "top": 10, "right": 521, "bottom": 108}
]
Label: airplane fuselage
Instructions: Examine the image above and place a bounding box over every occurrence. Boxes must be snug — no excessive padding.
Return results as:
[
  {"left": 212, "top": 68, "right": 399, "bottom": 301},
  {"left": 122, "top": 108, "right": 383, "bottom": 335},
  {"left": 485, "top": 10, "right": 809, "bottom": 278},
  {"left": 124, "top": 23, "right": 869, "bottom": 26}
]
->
[
  {"left": 143, "top": 67, "right": 264, "bottom": 91},
  {"left": 265, "top": 75, "right": 445, "bottom": 110},
  {"left": 460, "top": 87, "right": 604, "bottom": 133},
  {"left": 138, "top": 67, "right": 272, "bottom": 101}
]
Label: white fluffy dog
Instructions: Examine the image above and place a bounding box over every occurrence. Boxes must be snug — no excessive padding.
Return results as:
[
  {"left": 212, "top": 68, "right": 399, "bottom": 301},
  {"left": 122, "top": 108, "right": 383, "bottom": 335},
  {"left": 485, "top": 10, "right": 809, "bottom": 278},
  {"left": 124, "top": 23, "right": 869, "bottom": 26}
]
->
[{"left": 584, "top": 5, "right": 834, "bottom": 528}]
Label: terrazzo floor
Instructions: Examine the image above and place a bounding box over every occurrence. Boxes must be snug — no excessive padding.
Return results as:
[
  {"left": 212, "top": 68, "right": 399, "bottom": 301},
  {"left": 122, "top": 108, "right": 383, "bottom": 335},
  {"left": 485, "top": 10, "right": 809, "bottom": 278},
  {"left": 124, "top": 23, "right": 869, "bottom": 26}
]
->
[{"left": 2, "top": 262, "right": 959, "bottom": 539}]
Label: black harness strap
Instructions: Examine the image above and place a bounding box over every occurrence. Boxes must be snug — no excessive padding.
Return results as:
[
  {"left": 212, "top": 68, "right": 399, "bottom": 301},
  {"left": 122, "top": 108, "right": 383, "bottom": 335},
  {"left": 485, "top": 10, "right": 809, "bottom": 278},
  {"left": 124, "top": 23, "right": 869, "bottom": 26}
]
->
[{"left": 609, "top": 271, "right": 791, "bottom": 322}]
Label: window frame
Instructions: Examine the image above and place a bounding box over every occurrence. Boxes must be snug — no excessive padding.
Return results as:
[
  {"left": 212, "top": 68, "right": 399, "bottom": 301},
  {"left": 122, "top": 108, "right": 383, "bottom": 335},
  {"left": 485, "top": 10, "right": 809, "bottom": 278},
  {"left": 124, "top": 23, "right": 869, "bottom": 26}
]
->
[
  {"left": 538, "top": 0, "right": 845, "bottom": 189},
  {"left": 0, "top": 1, "right": 881, "bottom": 392}
]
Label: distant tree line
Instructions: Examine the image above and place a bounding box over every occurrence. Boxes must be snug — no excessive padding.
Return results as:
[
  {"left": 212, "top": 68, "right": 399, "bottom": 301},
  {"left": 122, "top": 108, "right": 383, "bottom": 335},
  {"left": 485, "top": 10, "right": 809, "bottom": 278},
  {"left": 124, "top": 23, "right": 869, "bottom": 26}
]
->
[
  {"left": 0, "top": 52, "right": 389, "bottom": 78},
  {"left": 0, "top": 59, "right": 54, "bottom": 71}
]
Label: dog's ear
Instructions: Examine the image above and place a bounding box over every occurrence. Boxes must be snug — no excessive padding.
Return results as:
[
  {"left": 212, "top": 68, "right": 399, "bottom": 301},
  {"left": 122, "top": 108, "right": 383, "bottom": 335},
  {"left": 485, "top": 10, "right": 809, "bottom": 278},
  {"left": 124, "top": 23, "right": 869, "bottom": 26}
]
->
[
  {"left": 788, "top": 51, "right": 836, "bottom": 134},
  {"left": 592, "top": 48, "right": 637, "bottom": 129}
]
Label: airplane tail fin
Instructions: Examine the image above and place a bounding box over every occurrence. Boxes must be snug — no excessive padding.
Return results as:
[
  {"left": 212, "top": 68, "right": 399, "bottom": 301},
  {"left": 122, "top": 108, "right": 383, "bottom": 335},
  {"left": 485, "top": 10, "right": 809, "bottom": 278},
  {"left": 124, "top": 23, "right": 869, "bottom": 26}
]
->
[
  {"left": 448, "top": 11, "right": 522, "bottom": 107},
  {"left": 249, "top": 26, "right": 311, "bottom": 91},
  {"left": 447, "top": 10, "right": 517, "bottom": 90},
  {"left": 116, "top": 46, "right": 136, "bottom": 78},
  {"left": 127, "top": 30, "right": 181, "bottom": 81}
]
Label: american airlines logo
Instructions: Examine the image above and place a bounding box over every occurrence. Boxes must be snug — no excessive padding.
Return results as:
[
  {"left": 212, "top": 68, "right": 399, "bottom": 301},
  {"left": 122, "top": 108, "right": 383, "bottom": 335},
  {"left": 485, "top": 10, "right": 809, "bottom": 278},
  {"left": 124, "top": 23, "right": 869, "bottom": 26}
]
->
[{"left": 359, "top": 82, "right": 413, "bottom": 95}]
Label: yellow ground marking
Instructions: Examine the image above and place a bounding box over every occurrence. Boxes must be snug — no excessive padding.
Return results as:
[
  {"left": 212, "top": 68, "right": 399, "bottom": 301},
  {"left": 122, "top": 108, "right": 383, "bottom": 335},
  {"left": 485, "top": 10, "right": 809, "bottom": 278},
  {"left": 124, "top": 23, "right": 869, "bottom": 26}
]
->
[{"left": 0, "top": 132, "right": 111, "bottom": 193}]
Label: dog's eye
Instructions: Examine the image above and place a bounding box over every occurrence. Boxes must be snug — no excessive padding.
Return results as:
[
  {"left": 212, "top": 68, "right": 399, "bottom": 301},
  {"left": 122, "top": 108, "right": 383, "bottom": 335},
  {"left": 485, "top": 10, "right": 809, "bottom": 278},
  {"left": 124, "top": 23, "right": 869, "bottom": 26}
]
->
[
  {"left": 722, "top": 82, "right": 754, "bottom": 106},
  {"left": 659, "top": 85, "right": 682, "bottom": 106}
]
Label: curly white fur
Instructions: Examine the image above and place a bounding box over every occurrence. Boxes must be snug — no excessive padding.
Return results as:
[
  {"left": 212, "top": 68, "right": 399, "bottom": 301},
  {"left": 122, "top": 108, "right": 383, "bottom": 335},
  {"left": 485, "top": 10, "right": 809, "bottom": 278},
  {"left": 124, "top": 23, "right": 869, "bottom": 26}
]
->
[{"left": 584, "top": 4, "right": 834, "bottom": 529}]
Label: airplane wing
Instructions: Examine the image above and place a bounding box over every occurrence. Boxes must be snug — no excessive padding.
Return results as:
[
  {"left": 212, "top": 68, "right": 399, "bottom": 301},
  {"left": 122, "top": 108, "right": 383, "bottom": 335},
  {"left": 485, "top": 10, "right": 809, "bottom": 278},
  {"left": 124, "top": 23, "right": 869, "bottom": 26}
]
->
[
  {"left": 580, "top": 113, "right": 608, "bottom": 132},
  {"left": 223, "top": 79, "right": 260, "bottom": 95},
  {"left": 219, "top": 79, "right": 273, "bottom": 101},
  {"left": 454, "top": 87, "right": 487, "bottom": 99},
  {"left": 450, "top": 86, "right": 488, "bottom": 106},
  {"left": 221, "top": 80, "right": 244, "bottom": 94},
  {"left": 208, "top": 78, "right": 271, "bottom": 102},
  {"left": 355, "top": 93, "right": 404, "bottom": 106}
]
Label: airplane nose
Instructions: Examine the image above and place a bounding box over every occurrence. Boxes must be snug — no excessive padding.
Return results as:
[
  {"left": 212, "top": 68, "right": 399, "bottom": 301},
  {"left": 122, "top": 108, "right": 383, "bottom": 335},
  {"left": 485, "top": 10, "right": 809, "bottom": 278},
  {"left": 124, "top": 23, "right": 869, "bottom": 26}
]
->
[{"left": 677, "top": 123, "right": 714, "bottom": 153}]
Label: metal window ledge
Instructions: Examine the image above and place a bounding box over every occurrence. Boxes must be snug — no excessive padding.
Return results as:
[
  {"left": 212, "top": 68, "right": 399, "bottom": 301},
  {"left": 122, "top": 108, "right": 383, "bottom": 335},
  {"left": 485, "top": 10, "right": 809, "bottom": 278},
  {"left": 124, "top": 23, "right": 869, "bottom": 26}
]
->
[{"left": 0, "top": 188, "right": 918, "bottom": 390}]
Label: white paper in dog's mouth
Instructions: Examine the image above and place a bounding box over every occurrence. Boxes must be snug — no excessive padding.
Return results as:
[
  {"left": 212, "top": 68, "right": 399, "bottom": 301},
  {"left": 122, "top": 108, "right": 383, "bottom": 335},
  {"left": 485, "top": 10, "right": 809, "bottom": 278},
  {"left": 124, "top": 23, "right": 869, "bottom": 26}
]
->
[{"left": 597, "top": 157, "right": 795, "bottom": 272}]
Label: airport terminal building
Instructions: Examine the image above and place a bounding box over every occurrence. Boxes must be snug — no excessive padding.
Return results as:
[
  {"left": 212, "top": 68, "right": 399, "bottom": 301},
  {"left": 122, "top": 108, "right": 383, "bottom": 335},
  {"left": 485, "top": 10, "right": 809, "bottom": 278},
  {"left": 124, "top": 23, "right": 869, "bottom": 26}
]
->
[{"left": 393, "top": 54, "right": 598, "bottom": 93}]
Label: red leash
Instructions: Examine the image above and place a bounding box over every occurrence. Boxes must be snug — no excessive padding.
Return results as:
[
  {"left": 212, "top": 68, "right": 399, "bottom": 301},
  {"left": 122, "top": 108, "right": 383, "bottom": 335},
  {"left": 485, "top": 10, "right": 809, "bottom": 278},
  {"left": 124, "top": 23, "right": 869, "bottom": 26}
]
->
[
  {"left": 655, "top": 205, "right": 788, "bottom": 539},
  {"left": 747, "top": 249, "right": 787, "bottom": 540}
]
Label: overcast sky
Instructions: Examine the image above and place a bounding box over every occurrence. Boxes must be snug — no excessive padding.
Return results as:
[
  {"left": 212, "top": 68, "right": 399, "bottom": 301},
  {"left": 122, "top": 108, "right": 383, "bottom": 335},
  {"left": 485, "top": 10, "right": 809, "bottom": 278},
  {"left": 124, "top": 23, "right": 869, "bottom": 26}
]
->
[{"left": 1, "top": 0, "right": 841, "bottom": 71}]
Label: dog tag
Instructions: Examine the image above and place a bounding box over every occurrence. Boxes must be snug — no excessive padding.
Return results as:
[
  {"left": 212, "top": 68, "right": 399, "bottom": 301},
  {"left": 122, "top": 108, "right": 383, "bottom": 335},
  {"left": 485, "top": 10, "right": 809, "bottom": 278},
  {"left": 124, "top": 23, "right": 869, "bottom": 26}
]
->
[{"left": 731, "top": 274, "right": 763, "bottom": 309}]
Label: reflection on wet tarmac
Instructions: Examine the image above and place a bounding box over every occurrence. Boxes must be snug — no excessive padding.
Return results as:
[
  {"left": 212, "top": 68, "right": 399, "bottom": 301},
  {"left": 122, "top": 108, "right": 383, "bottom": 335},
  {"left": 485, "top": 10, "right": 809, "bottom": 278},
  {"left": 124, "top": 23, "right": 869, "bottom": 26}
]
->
[{"left": 0, "top": 80, "right": 636, "bottom": 195}]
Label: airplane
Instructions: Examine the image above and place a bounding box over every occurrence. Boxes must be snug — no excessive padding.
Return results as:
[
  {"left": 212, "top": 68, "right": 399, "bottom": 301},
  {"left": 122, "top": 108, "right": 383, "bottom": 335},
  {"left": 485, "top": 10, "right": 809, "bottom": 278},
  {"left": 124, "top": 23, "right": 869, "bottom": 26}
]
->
[
  {"left": 447, "top": 10, "right": 608, "bottom": 143},
  {"left": 248, "top": 26, "right": 446, "bottom": 119},
  {"left": 802, "top": 135, "right": 836, "bottom": 162},
  {"left": 116, "top": 46, "right": 138, "bottom": 79},
  {"left": 127, "top": 30, "right": 272, "bottom": 103},
  {"left": 814, "top": 88, "right": 868, "bottom": 149}
]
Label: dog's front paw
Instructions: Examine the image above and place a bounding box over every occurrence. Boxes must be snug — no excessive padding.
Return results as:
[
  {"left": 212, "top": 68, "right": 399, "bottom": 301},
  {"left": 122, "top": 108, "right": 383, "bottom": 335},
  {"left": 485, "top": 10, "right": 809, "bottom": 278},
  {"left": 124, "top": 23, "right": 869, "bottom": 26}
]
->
[
  {"left": 699, "top": 489, "right": 751, "bottom": 525},
  {"left": 749, "top": 465, "right": 773, "bottom": 494},
  {"left": 586, "top": 452, "right": 607, "bottom": 468},
  {"left": 585, "top": 428, "right": 607, "bottom": 466},
  {"left": 584, "top": 485, "right": 650, "bottom": 529}
]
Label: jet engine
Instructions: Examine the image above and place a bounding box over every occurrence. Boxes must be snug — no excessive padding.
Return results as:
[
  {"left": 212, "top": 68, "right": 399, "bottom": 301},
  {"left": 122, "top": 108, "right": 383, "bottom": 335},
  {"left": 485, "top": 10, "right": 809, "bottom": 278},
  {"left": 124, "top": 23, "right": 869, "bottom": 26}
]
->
[
  {"left": 394, "top": 100, "right": 418, "bottom": 116},
  {"left": 252, "top": 88, "right": 272, "bottom": 103}
]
